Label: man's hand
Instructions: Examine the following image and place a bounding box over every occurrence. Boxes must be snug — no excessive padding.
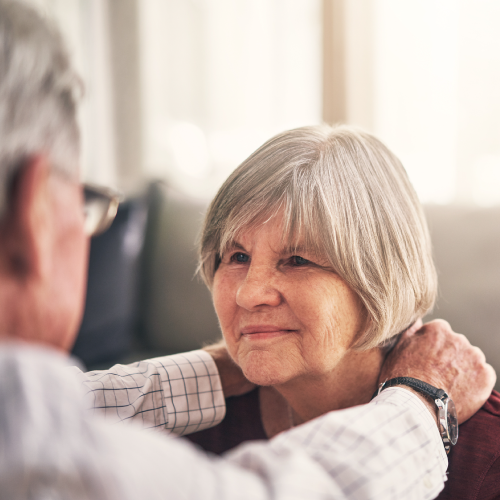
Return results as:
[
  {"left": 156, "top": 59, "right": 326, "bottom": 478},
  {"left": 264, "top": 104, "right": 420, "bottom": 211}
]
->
[
  {"left": 203, "top": 340, "right": 256, "bottom": 398},
  {"left": 380, "top": 319, "right": 496, "bottom": 424}
]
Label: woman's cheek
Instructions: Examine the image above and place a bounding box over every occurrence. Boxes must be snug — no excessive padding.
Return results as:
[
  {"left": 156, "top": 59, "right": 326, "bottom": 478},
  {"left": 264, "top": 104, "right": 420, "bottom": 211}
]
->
[
  {"left": 223, "top": 334, "right": 240, "bottom": 364},
  {"left": 213, "top": 272, "right": 240, "bottom": 360}
]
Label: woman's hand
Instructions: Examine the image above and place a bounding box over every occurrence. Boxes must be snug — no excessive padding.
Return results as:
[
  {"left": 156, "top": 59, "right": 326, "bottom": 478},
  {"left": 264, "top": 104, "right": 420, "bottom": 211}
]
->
[
  {"left": 379, "top": 319, "right": 496, "bottom": 424},
  {"left": 203, "top": 339, "right": 256, "bottom": 398}
]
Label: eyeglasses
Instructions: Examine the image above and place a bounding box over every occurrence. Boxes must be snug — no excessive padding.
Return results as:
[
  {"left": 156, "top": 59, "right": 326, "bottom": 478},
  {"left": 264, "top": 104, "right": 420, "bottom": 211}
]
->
[{"left": 83, "top": 183, "right": 123, "bottom": 237}]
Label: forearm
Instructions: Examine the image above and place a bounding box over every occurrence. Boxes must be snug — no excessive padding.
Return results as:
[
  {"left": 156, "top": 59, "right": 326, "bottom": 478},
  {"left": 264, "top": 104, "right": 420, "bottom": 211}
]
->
[
  {"left": 76, "top": 350, "right": 226, "bottom": 435},
  {"left": 225, "top": 387, "right": 447, "bottom": 500},
  {"left": 75, "top": 386, "right": 447, "bottom": 500},
  {"left": 4, "top": 345, "right": 447, "bottom": 500}
]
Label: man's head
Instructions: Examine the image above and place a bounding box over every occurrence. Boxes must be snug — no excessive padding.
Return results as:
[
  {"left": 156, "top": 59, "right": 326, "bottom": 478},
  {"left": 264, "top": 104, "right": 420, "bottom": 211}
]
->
[
  {"left": 0, "top": 0, "right": 87, "bottom": 352},
  {"left": 0, "top": 0, "right": 81, "bottom": 213}
]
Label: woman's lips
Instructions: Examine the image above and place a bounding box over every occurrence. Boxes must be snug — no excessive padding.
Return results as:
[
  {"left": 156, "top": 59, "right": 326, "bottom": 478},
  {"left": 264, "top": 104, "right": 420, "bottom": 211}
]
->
[{"left": 240, "top": 325, "right": 296, "bottom": 340}]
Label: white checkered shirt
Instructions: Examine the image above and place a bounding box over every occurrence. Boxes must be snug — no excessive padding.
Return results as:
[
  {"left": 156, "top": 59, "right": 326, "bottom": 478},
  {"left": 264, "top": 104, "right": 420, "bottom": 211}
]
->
[
  {"left": 0, "top": 343, "right": 448, "bottom": 500},
  {"left": 75, "top": 350, "right": 225, "bottom": 435}
]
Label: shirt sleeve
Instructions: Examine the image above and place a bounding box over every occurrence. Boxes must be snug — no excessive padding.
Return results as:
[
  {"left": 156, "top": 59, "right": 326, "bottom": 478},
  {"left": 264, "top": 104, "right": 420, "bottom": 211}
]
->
[
  {"left": 75, "top": 350, "right": 226, "bottom": 435},
  {"left": 1, "top": 344, "right": 448, "bottom": 500},
  {"left": 226, "top": 387, "right": 448, "bottom": 500}
]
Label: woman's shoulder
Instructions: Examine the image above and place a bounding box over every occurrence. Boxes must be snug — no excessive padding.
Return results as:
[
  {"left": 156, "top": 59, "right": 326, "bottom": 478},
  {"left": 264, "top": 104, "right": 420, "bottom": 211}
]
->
[
  {"left": 184, "top": 388, "right": 267, "bottom": 455},
  {"left": 482, "top": 389, "right": 500, "bottom": 417},
  {"left": 437, "top": 390, "right": 500, "bottom": 500}
]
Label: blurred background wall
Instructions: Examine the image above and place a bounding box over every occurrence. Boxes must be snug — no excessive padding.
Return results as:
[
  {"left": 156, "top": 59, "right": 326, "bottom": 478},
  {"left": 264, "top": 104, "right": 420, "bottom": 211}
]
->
[
  {"left": 25, "top": 0, "right": 500, "bottom": 387},
  {"left": 28, "top": 0, "right": 500, "bottom": 205}
]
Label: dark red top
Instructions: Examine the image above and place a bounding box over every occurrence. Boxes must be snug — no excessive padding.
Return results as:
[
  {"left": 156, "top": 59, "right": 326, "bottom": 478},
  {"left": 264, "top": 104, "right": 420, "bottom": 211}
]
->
[
  {"left": 436, "top": 390, "right": 500, "bottom": 500},
  {"left": 186, "top": 388, "right": 266, "bottom": 455},
  {"left": 186, "top": 389, "right": 500, "bottom": 498}
]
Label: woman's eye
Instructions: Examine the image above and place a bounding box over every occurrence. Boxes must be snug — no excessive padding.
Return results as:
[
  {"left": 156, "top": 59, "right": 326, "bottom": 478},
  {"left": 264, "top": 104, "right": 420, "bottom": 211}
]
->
[
  {"left": 230, "top": 252, "right": 249, "bottom": 263},
  {"left": 291, "top": 255, "right": 310, "bottom": 266}
]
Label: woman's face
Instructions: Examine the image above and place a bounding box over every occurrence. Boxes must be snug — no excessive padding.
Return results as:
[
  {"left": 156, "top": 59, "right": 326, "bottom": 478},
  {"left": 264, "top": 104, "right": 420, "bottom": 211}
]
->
[{"left": 212, "top": 215, "right": 368, "bottom": 387}]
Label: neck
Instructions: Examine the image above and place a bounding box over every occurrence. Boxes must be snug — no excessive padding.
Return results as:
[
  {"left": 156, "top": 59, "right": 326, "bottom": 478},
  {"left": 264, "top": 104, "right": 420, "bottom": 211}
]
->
[{"left": 260, "top": 347, "right": 384, "bottom": 435}]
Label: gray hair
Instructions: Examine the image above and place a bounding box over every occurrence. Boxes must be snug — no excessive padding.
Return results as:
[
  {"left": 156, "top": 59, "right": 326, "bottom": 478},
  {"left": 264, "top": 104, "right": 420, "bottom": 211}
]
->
[
  {"left": 199, "top": 124, "right": 437, "bottom": 350},
  {"left": 0, "top": 0, "right": 81, "bottom": 218}
]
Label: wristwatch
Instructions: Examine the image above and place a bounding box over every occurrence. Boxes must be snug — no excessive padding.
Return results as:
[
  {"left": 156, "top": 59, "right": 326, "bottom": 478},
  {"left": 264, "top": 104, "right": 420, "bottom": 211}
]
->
[{"left": 376, "top": 377, "right": 459, "bottom": 454}]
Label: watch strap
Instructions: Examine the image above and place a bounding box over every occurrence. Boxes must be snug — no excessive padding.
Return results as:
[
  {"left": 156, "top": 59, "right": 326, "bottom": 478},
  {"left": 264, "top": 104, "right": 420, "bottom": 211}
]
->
[
  {"left": 378, "top": 377, "right": 448, "bottom": 401},
  {"left": 374, "top": 376, "right": 457, "bottom": 455}
]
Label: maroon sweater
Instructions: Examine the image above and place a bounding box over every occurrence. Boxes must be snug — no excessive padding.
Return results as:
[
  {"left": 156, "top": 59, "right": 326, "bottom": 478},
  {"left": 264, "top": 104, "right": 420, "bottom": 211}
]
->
[{"left": 186, "top": 389, "right": 500, "bottom": 498}]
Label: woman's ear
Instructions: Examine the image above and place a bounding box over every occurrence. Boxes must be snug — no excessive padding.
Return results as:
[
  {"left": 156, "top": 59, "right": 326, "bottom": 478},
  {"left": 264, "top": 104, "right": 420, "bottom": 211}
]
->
[{"left": 0, "top": 155, "right": 52, "bottom": 280}]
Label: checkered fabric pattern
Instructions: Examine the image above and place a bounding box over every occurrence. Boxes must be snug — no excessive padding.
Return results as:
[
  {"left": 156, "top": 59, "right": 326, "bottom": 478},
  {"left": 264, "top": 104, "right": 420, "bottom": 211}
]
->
[
  {"left": 230, "top": 387, "right": 448, "bottom": 500},
  {"left": 77, "top": 350, "right": 225, "bottom": 435},
  {"left": 1, "top": 344, "right": 448, "bottom": 500}
]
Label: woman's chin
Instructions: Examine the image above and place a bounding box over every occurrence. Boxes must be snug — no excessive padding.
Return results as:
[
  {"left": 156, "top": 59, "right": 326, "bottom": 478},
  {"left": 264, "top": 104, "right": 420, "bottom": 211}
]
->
[
  {"left": 238, "top": 350, "right": 298, "bottom": 387},
  {"left": 243, "top": 370, "right": 286, "bottom": 387}
]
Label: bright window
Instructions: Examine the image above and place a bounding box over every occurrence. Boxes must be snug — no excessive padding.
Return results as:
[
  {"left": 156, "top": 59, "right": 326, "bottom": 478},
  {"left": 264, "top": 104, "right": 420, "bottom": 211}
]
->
[
  {"left": 369, "top": 0, "right": 500, "bottom": 205},
  {"left": 138, "top": 0, "right": 322, "bottom": 199},
  {"left": 24, "top": 0, "right": 500, "bottom": 206}
]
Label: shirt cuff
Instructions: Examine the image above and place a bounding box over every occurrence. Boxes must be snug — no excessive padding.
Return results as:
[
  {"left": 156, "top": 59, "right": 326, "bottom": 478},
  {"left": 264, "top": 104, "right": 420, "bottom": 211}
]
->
[
  {"left": 147, "top": 349, "right": 226, "bottom": 436},
  {"left": 373, "top": 387, "right": 448, "bottom": 478}
]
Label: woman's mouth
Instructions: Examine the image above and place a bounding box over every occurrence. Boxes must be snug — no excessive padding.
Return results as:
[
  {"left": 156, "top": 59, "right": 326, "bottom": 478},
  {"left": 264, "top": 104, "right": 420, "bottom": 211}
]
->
[{"left": 240, "top": 325, "right": 296, "bottom": 340}]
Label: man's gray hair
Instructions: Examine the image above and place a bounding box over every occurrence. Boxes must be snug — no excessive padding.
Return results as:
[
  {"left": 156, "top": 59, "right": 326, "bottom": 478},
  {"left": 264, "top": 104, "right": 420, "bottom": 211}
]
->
[
  {"left": 0, "top": 0, "right": 81, "bottom": 218},
  {"left": 199, "top": 124, "right": 437, "bottom": 350}
]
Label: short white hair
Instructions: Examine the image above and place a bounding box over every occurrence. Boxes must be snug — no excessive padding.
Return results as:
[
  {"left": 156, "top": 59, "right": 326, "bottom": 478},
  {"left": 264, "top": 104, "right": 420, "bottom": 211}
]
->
[
  {"left": 0, "top": 0, "right": 81, "bottom": 218},
  {"left": 199, "top": 125, "right": 437, "bottom": 350}
]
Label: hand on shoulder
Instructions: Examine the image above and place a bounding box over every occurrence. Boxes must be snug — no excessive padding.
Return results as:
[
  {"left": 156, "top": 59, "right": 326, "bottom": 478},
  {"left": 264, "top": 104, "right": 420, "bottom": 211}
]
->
[{"left": 379, "top": 319, "right": 496, "bottom": 424}]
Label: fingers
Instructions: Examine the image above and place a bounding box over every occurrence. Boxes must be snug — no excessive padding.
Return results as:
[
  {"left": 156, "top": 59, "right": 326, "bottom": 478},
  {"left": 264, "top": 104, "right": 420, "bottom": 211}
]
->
[
  {"left": 427, "top": 318, "right": 453, "bottom": 331},
  {"left": 405, "top": 318, "right": 423, "bottom": 337},
  {"left": 471, "top": 344, "right": 487, "bottom": 365},
  {"left": 380, "top": 318, "right": 497, "bottom": 424},
  {"left": 485, "top": 363, "right": 497, "bottom": 393},
  {"left": 454, "top": 361, "right": 496, "bottom": 424},
  {"left": 418, "top": 319, "right": 452, "bottom": 336}
]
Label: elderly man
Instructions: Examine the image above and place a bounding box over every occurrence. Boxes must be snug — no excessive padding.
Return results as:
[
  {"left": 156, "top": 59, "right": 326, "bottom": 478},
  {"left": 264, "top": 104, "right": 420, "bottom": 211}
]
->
[{"left": 0, "top": 1, "right": 496, "bottom": 499}]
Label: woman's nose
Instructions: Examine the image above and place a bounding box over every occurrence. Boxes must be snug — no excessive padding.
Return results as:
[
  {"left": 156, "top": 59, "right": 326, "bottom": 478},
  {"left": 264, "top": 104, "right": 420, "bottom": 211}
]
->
[{"left": 236, "top": 265, "right": 282, "bottom": 310}]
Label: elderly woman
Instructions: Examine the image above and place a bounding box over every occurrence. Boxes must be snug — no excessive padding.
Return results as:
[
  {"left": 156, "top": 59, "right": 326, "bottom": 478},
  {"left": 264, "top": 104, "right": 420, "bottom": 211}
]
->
[{"left": 186, "top": 125, "right": 500, "bottom": 499}]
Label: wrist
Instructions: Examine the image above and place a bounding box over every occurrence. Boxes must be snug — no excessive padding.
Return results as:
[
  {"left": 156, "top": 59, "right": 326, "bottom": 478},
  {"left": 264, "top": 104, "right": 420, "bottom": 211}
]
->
[
  {"left": 377, "top": 377, "right": 458, "bottom": 454},
  {"left": 393, "top": 385, "right": 438, "bottom": 424}
]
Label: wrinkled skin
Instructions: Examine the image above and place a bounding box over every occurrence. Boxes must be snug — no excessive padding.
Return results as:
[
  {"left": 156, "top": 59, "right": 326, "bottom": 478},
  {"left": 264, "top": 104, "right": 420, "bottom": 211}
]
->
[
  {"left": 208, "top": 318, "right": 496, "bottom": 424},
  {"left": 0, "top": 157, "right": 88, "bottom": 353},
  {"left": 379, "top": 319, "right": 496, "bottom": 424}
]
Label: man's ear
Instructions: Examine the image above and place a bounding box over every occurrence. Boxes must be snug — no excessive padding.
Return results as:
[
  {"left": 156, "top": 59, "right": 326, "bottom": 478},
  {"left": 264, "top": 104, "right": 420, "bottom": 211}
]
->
[{"left": 1, "top": 155, "right": 52, "bottom": 280}]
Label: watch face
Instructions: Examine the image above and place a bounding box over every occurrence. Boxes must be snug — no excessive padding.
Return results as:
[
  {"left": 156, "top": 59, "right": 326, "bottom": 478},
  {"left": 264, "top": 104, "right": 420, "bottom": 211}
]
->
[{"left": 446, "top": 398, "right": 459, "bottom": 446}]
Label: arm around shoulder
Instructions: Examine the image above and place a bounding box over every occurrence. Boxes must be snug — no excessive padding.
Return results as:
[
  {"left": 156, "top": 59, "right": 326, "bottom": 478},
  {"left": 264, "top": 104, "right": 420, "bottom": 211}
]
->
[
  {"left": 3, "top": 344, "right": 446, "bottom": 500},
  {"left": 76, "top": 349, "right": 226, "bottom": 435},
  {"left": 224, "top": 387, "right": 447, "bottom": 500}
]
